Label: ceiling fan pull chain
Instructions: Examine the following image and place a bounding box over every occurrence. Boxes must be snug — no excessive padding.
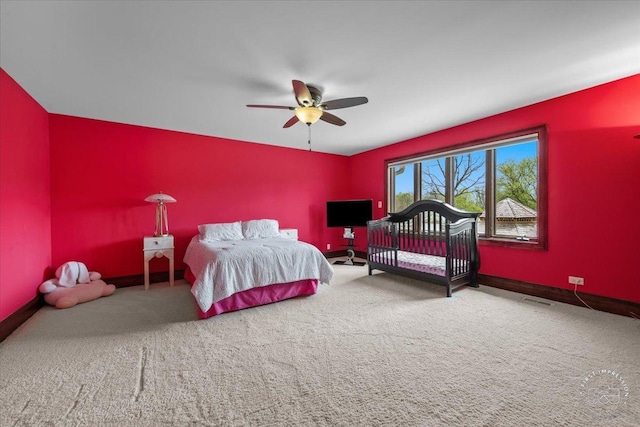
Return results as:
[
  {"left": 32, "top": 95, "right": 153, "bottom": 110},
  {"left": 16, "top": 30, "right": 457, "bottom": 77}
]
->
[{"left": 308, "top": 124, "right": 312, "bottom": 151}]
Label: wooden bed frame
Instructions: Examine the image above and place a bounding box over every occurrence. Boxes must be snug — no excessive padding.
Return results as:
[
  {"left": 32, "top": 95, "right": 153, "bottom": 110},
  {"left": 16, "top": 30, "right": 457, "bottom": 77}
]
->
[{"left": 367, "top": 200, "right": 480, "bottom": 297}]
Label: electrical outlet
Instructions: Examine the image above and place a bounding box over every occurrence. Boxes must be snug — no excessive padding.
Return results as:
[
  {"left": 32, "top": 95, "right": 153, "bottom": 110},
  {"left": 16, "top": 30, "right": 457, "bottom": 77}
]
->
[
  {"left": 568, "top": 276, "right": 584, "bottom": 286},
  {"left": 327, "top": 243, "right": 331, "bottom": 251}
]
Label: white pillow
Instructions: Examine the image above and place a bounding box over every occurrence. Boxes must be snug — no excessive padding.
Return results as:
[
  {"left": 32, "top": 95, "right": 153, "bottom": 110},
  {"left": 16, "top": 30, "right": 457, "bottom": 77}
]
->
[
  {"left": 242, "top": 219, "right": 280, "bottom": 239},
  {"left": 198, "top": 221, "right": 244, "bottom": 241}
]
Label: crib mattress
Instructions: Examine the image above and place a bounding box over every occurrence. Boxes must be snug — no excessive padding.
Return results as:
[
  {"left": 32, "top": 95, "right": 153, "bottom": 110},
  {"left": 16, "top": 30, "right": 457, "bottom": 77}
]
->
[{"left": 373, "top": 250, "right": 447, "bottom": 276}]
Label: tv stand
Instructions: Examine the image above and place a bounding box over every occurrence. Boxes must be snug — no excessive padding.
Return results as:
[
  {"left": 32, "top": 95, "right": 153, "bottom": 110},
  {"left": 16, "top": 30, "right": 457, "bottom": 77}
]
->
[{"left": 333, "top": 230, "right": 366, "bottom": 266}]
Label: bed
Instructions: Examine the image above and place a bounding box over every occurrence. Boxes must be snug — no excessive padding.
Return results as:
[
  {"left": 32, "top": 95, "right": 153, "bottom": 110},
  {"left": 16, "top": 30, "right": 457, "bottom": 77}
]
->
[
  {"left": 367, "top": 200, "right": 480, "bottom": 297},
  {"left": 183, "top": 219, "right": 333, "bottom": 318}
]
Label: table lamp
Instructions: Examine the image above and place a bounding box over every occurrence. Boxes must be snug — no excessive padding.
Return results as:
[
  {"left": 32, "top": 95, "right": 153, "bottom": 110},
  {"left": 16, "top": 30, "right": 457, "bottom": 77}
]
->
[{"left": 144, "top": 192, "right": 177, "bottom": 236}]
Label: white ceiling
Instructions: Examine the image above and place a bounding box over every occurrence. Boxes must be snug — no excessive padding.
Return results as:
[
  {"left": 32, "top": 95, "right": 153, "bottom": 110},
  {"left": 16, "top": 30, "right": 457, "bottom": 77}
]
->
[{"left": 1, "top": 1, "right": 639, "bottom": 155}]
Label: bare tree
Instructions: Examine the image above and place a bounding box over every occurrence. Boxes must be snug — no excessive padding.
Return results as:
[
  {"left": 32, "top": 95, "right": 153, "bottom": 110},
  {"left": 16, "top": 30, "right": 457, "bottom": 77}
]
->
[
  {"left": 453, "top": 154, "right": 485, "bottom": 199},
  {"left": 421, "top": 159, "right": 446, "bottom": 200},
  {"left": 421, "top": 154, "right": 485, "bottom": 203}
]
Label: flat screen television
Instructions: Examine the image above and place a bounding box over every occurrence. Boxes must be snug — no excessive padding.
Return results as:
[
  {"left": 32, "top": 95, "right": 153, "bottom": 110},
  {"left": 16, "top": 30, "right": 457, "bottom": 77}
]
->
[{"left": 326, "top": 199, "right": 373, "bottom": 228}]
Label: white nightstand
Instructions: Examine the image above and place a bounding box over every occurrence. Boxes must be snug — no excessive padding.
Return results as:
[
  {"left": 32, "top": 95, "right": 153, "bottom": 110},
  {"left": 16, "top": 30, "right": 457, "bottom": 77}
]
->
[
  {"left": 279, "top": 229, "right": 298, "bottom": 240},
  {"left": 143, "top": 235, "right": 174, "bottom": 291}
]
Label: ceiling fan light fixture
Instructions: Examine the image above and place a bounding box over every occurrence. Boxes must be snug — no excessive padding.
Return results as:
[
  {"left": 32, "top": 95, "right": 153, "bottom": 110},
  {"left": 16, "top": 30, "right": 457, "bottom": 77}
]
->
[{"left": 295, "top": 106, "right": 323, "bottom": 125}]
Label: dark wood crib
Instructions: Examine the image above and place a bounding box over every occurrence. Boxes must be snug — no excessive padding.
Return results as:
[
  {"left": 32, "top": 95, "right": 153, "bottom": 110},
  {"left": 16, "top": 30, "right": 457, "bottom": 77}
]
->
[{"left": 367, "top": 200, "right": 481, "bottom": 297}]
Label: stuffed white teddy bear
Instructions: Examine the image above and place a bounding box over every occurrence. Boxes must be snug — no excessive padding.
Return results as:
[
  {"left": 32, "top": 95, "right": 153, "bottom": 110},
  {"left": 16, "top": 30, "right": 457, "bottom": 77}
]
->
[
  {"left": 39, "top": 261, "right": 102, "bottom": 294},
  {"left": 39, "top": 261, "right": 116, "bottom": 309}
]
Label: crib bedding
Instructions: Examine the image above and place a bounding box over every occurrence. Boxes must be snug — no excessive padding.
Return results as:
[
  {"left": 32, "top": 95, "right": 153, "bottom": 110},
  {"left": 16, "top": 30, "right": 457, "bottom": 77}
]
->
[
  {"left": 184, "top": 236, "right": 333, "bottom": 314},
  {"left": 373, "top": 250, "right": 447, "bottom": 276}
]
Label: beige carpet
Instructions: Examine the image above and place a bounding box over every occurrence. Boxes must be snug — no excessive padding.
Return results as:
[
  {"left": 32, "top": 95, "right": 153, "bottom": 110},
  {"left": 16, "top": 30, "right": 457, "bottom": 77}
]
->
[{"left": 1, "top": 263, "right": 639, "bottom": 426}]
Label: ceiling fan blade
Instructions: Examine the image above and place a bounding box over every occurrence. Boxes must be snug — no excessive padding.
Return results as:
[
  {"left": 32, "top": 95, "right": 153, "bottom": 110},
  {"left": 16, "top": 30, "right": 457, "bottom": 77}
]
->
[
  {"left": 247, "top": 104, "right": 295, "bottom": 110},
  {"left": 292, "top": 80, "right": 313, "bottom": 107},
  {"left": 321, "top": 97, "right": 368, "bottom": 110},
  {"left": 283, "top": 116, "right": 299, "bottom": 128},
  {"left": 320, "top": 112, "right": 346, "bottom": 126}
]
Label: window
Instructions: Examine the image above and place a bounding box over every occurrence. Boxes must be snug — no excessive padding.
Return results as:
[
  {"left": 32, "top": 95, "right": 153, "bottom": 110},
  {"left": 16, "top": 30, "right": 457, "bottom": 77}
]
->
[
  {"left": 390, "top": 163, "right": 415, "bottom": 212},
  {"left": 386, "top": 126, "right": 547, "bottom": 249}
]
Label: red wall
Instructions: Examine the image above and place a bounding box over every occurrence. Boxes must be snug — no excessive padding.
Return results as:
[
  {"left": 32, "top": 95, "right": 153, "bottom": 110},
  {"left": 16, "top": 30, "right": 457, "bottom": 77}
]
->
[
  {"left": 49, "top": 115, "right": 351, "bottom": 278},
  {"left": 2, "top": 68, "right": 638, "bottom": 323},
  {"left": 0, "top": 69, "right": 51, "bottom": 321},
  {"left": 349, "top": 74, "right": 640, "bottom": 303}
]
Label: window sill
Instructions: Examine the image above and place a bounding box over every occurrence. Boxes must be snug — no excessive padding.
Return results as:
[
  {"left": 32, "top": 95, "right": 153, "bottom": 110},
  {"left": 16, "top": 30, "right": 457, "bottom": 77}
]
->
[{"left": 479, "top": 237, "right": 546, "bottom": 251}]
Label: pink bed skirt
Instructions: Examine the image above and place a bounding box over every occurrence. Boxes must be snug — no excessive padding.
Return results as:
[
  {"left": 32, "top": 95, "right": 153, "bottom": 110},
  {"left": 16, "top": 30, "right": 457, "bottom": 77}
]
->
[{"left": 184, "top": 267, "right": 319, "bottom": 319}]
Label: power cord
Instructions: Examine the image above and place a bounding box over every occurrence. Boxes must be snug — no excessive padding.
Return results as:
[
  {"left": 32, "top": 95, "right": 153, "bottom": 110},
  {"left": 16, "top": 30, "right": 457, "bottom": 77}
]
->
[
  {"left": 574, "top": 283, "right": 640, "bottom": 320},
  {"left": 573, "top": 283, "right": 595, "bottom": 310}
]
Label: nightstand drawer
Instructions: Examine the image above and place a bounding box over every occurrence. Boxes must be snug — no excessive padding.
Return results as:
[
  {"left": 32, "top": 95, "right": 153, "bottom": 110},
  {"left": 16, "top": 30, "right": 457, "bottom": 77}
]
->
[{"left": 144, "top": 236, "right": 174, "bottom": 250}]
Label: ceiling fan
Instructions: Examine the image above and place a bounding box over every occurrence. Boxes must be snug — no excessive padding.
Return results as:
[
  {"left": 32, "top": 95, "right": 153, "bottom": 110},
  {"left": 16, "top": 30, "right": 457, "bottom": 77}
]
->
[{"left": 247, "top": 80, "right": 368, "bottom": 128}]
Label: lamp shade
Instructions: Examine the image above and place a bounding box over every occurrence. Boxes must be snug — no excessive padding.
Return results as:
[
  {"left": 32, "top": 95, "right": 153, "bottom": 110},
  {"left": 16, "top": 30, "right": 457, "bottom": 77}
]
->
[
  {"left": 145, "top": 192, "right": 176, "bottom": 236},
  {"left": 294, "top": 106, "right": 323, "bottom": 125},
  {"left": 144, "top": 193, "right": 177, "bottom": 203}
]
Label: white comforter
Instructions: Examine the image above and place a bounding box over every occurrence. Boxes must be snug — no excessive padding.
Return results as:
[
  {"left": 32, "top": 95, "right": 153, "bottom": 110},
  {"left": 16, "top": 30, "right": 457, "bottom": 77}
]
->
[{"left": 184, "top": 236, "right": 334, "bottom": 312}]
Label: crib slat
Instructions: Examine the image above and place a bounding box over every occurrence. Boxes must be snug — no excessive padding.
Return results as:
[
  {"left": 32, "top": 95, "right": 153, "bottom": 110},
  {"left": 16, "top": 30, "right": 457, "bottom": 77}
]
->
[
  {"left": 418, "top": 211, "right": 424, "bottom": 255},
  {"left": 439, "top": 213, "right": 442, "bottom": 255},
  {"left": 427, "top": 212, "right": 431, "bottom": 255},
  {"left": 426, "top": 211, "right": 431, "bottom": 254}
]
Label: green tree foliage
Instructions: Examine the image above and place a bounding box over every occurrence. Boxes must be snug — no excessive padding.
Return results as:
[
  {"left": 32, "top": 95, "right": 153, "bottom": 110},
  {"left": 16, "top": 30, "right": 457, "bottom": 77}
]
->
[
  {"left": 497, "top": 157, "right": 537, "bottom": 209},
  {"left": 394, "top": 192, "right": 414, "bottom": 212},
  {"left": 454, "top": 191, "right": 484, "bottom": 213}
]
